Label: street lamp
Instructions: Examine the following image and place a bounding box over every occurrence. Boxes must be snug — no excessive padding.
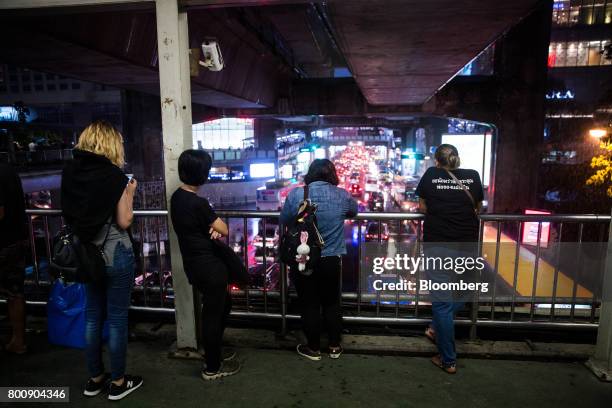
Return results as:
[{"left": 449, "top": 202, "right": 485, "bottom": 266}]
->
[{"left": 589, "top": 128, "right": 608, "bottom": 139}]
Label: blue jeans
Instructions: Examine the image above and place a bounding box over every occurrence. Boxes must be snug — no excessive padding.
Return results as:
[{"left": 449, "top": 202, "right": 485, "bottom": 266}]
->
[
  {"left": 85, "top": 242, "right": 134, "bottom": 381},
  {"left": 425, "top": 244, "right": 476, "bottom": 366}
]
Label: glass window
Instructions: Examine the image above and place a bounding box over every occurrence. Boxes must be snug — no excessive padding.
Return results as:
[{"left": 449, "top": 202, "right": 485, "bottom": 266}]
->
[
  {"left": 602, "top": 40, "right": 612, "bottom": 64},
  {"left": 47, "top": 84, "right": 56, "bottom": 91},
  {"left": 192, "top": 118, "right": 255, "bottom": 150},
  {"left": 553, "top": 0, "right": 571, "bottom": 25},
  {"left": 577, "top": 41, "right": 588, "bottom": 65},
  {"left": 588, "top": 41, "right": 602, "bottom": 64},
  {"left": 592, "top": 1, "right": 606, "bottom": 24},
  {"left": 605, "top": 1, "right": 612, "bottom": 23},
  {"left": 555, "top": 42, "right": 567, "bottom": 66},
  {"left": 566, "top": 42, "right": 578, "bottom": 65},
  {"left": 59, "top": 83, "right": 68, "bottom": 90},
  {"left": 569, "top": 5, "right": 580, "bottom": 24}
]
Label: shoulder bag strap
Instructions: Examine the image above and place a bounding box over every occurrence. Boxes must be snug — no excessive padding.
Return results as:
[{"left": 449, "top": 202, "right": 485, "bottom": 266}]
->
[
  {"left": 445, "top": 170, "right": 478, "bottom": 215},
  {"left": 303, "top": 184, "right": 309, "bottom": 201}
]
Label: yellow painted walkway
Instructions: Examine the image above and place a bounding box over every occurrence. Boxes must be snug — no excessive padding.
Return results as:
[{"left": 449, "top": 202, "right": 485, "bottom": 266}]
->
[{"left": 481, "top": 226, "right": 592, "bottom": 298}]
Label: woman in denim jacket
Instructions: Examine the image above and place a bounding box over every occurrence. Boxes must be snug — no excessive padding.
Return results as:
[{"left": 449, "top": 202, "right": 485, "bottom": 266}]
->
[{"left": 280, "top": 159, "right": 358, "bottom": 361}]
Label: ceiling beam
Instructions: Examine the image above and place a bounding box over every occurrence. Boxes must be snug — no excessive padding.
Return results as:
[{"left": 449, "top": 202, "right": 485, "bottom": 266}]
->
[{"left": 0, "top": 0, "right": 152, "bottom": 9}]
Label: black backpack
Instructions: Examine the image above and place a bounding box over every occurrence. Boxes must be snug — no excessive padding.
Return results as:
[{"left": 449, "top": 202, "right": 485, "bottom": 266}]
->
[
  {"left": 279, "top": 185, "right": 324, "bottom": 275},
  {"left": 50, "top": 223, "right": 110, "bottom": 285}
]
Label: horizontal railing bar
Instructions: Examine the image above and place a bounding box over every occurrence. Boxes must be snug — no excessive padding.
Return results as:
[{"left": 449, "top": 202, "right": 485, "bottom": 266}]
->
[
  {"left": 26, "top": 209, "right": 611, "bottom": 223},
  {"left": 479, "top": 214, "right": 611, "bottom": 222},
  {"left": 5, "top": 300, "right": 597, "bottom": 330}
]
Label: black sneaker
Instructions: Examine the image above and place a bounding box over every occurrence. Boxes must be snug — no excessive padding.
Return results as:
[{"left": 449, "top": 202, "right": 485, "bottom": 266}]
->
[
  {"left": 107, "top": 375, "right": 143, "bottom": 401},
  {"left": 329, "top": 345, "right": 343, "bottom": 359},
  {"left": 201, "top": 360, "right": 241, "bottom": 381},
  {"left": 83, "top": 373, "right": 110, "bottom": 397},
  {"left": 297, "top": 344, "right": 321, "bottom": 361}
]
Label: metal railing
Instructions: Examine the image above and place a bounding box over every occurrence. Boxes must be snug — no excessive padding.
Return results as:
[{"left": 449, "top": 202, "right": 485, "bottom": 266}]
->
[
  {"left": 2, "top": 149, "right": 73, "bottom": 166},
  {"left": 21, "top": 209, "right": 611, "bottom": 335}
]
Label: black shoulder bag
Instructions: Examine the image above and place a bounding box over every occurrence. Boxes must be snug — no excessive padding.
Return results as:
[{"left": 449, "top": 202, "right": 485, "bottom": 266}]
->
[
  {"left": 51, "top": 222, "right": 111, "bottom": 285},
  {"left": 211, "top": 238, "right": 249, "bottom": 288}
]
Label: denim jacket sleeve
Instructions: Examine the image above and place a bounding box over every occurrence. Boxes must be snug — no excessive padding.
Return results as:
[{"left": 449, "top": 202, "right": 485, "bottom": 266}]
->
[{"left": 344, "top": 190, "right": 359, "bottom": 218}]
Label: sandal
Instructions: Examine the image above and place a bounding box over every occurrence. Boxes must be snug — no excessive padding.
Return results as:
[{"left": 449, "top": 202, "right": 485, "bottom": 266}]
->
[
  {"left": 424, "top": 327, "right": 436, "bottom": 344},
  {"left": 431, "top": 354, "right": 456, "bottom": 374}
]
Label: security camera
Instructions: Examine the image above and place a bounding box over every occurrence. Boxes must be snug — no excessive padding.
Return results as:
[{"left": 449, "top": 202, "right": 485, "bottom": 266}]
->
[{"left": 199, "top": 39, "right": 224, "bottom": 71}]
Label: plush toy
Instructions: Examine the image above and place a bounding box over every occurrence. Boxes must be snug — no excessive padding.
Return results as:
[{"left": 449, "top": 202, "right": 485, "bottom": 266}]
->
[{"left": 296, "top": 231, "right": 310, "bottom": 271}]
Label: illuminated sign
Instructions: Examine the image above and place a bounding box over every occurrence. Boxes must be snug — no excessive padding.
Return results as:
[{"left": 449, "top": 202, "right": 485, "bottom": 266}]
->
[
  {"left": 521, "top": 209, "right": 551, "bottom": 248},
  {"left": 249, "top": 162, "right": 276, "bottom": 178},
  {"left": 0, "top": 107, "right": 18, "bottom": 122},
  {"left": 546, "top": 90, "right": 574, "bottom": 100},
  {"left": 441, "top": 133, "right": 492, "bottom": 187}
]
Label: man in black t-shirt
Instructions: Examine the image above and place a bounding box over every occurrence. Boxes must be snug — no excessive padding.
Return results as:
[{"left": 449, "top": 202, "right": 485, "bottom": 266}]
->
[{"left": 0, "top": 164, "right": 28, "bottom": 354}]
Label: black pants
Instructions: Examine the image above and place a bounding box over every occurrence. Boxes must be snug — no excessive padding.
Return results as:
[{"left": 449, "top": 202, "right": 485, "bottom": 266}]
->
[
  {"left": 189, "top": 259, "right": 232, "bottom": 372},
  {"left": 293, "top": 256, "right": 342, "bottom": 351}
]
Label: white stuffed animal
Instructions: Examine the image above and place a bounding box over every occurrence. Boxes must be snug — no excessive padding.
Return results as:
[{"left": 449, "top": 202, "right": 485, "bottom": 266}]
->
[{"left": 296, "top": 231, "right": 310, "bottom": 271}]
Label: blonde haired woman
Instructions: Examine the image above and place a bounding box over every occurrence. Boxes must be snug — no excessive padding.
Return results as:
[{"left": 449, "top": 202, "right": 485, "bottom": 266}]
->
[{"left": 61, "top": 120, "right": 142, "bottom": 401}]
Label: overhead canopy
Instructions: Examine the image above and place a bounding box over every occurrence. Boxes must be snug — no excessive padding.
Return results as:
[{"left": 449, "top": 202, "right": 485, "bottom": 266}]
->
[{"left": 0, "top": 0, "right": 542, "bottom": 110}]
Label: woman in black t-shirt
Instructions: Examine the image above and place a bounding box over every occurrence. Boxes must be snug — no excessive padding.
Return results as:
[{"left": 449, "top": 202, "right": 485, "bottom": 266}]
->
[
  {"left": 415, "top": 144, "right": 484, "bottom": 374},
  {"left": 170, "top": 150, "right": 240, "bottom": 381}
]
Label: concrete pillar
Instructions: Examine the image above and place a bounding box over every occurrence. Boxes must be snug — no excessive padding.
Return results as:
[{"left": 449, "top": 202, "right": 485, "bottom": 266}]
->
[
  {"left": 155, "top": 0, "right": 197, "bottom": 352},
  {"left": 585, "top": 212, "right": 612, "bottom": 381},
  {"left": 489, "top": 3, "right": 551, "bottom": 213},
  {"left": 255, "top": 118, "right": 281, "bottom": 150}
]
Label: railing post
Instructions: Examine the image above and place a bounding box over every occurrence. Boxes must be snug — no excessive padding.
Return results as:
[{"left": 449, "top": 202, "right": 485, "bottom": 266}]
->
[
  {"left": 586, "top": 210, "right": 612, "bottom": 381},
  {"left": 155, "top": 0, "right": 198, "bottom": 354}
]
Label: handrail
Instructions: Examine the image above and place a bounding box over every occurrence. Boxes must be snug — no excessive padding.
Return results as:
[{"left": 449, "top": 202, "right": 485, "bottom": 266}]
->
[
  {"left": 21, "top": 207, "right": 611, "bottom": 334},
  {"left": 25, "top": 208, "right": 611, "bottom": 222}
]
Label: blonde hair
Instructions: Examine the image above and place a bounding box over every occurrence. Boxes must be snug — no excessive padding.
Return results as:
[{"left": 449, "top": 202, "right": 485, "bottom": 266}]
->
[{"left": 75, "top": 120, "right": 125, "bottom": 168}]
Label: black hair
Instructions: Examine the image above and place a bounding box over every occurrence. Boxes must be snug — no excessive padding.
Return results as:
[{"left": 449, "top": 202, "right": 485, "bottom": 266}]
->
[
  {"left": 304, "top": 159, "right": 339, "bottom": 185},
  {"left": 178, "top": 149, "right": 212, "bottom": 186},
  {"left": 434, "top": 144, "right": 460, "bottom": 169}
]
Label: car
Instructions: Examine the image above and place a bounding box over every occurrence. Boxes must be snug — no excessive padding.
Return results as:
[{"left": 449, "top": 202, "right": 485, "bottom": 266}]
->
[
  {"left": 367, "top": 192, "right": 385, "bottom": 212},
  {"left": 254, "top": 245, "right": 276, "bottom": 263},
  {"left": 254, "top": 219, "right": 279, "bottom": 248},
  {"left": 364, "top": 177, "right": 378, "bottom": 192},
  {"left": 365, "top": 222, "right": 389, "bottom": 241}
]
